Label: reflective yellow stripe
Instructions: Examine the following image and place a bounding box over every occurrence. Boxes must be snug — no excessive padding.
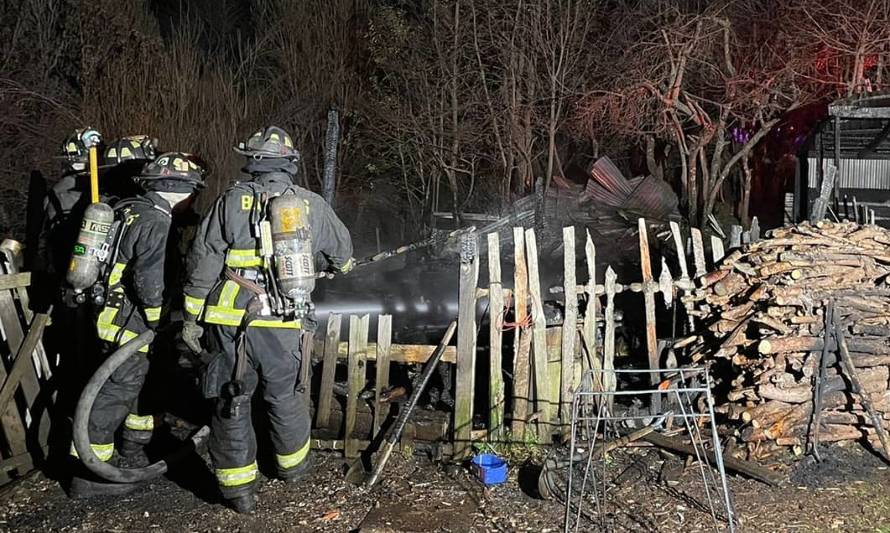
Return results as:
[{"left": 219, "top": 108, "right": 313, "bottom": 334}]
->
[
  {"left": 96, "top": 306, "right": 120, "bottom": 343},
  {"left": 125, "top": 413, "right": 154, "bottom": 432},
  {"left": 70, "top": 442, "right": 114, "bottom": 461},
  {"left": 276, "top": 439, "right": 310, "bottom": 470},
  {"left": 119, "top": 329, "right": 150, "bottom": 353},
  {"left": 219, "top": 280, "right": 240, "bottom": 308},
  {"left": 249, "top": 318, "right": 301, "bottom": 329},
  {"left": 339, "top": 257, "right": 355, "bottom": 273},
  {"left": 108, "top": 262, "right": 126, "bottom": 287},
  {"left": 225, "top": 248, "right": 262, "bottom": 268},
  {"left": 144, "top": 306, "right": 161, "bottom": 322},
  {"left": 216, "top": 462, "right": 258, "bottom": 487},
  {"left": 204, "top": 306, "right": 246, "bottom": 326},
  {"left": 184, "top": 295, "right": 205, "bottom": 318}
]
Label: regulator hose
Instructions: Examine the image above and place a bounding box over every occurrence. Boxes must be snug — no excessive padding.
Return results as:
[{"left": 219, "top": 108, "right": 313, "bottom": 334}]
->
[{"left": 73, "top": 330, "right": 210, "bottom": 483}]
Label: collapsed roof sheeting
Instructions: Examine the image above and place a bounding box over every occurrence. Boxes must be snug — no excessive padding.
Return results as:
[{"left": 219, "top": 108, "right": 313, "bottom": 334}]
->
[{"left": 583, "top": 156, "right": 680, "bottom": 222}]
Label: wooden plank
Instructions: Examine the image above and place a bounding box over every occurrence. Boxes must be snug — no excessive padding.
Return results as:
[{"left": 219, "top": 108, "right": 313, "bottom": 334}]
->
[
  {"left": 560, "top": 227, "right": 577, "bottom": 439},
  {"left": 487, "top": 232, "right": 505, "bottom": 441},
  {"left": 0, "top": 314, "right": 49, "bottom": 415},
  {"left": 454, "top": 232, "right": 479, "bottom": 458},
  {"left": 525, "top": 228, "right": 551, "bottom": 436},
  {"left": 345, "top": 314, "right": 369, "bottom": 458},
  {"left": 1, "top": 247, "right": 50, "bottom": 382},
  {"left": 710, "top": 235, "right": 725, "bottom": 264},
  {"left": 582, "top": 230, "right": 597, "bottom": 375},
  {"left": 318, "top": 341, "right": 457, "bottom": 365},
  {"left": 373, "top": 315, "right": 392, "bottom": 439},
  {"left": 669, "top": 222, "right": 690, "bottom": 281},
  {"left": 690, "top": 228, "right": 706, "bottom": 278},
  {"left": 511, "top": 227, "right": 530, "bottom": 439},
  {"left": 729, "top": 225, "right": 742, "bottom": 249},
  {"left": 670, "top": 221, "right": 695, "bottom": 334},
  {"left": 315, "top": 314, "right": 342, "bottom": 429},
  {"left": 638, "top": 219, "right": 660, "bottom": 413},
  {"left": 0, "top": 287, "right": 35, "bottom": 460},
  {"left": 604, "top": 267, "right": 617, "bottom": 407},
  {"left": 0, "top": 274, "right": 30, "bottom": 292}
]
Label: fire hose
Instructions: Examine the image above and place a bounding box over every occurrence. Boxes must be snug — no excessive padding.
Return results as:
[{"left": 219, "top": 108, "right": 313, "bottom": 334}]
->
[{"left": 73, "top": 329, "right": 210, "bottom": 483}]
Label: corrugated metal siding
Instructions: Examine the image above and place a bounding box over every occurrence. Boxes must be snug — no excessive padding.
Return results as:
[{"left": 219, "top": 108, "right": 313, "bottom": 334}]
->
[{"left": 807, "top": 158, "right": 890, "bottom": 190}]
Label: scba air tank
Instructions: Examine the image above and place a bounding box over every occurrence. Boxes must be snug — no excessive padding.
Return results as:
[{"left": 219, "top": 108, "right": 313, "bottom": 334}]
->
[
  {"left": 269, "top": 194, "right": 315, "bottom": 307},
  {"left": 66, "top": 202, "right": 114, "bottom": 294}
]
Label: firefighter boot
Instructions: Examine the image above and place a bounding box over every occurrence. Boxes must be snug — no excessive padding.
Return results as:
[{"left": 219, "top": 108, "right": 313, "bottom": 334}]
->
[
  {"left": 280, "top": 452, "right": 313, "bottom": 484},
  {"left": 118, "top": 438, "right": 145, "bottom": 459},
  {"left": 227, "top": 493, "right": 257, "bottom": 514},
  {"left": 68, "top": 463, "right": 141, "bottom": 499}
]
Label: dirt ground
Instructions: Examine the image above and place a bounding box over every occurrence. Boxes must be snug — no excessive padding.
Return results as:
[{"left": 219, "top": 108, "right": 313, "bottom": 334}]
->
[{"left": 0, "top": 443, "right": 888, "bottom": 533}]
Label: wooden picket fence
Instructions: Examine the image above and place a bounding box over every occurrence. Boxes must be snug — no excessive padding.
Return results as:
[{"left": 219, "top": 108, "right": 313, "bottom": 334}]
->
[
  {"left": 313, "top": 217, "right": 762, "bottom": 459},
  {"left": 0, "top": 240, "right": 52, "bottom": 485},
  {"left": 456, "top": 217, "right": 762, "bottom": 454}
]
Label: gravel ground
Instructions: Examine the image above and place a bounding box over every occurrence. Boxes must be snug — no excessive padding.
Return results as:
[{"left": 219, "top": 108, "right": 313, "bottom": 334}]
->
[{"left": 1, "top": 444, "right": 889, "bottom": 532}]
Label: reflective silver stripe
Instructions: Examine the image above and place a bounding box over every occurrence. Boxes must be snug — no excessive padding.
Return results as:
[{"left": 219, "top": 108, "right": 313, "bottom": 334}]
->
[
  {"left": 124, "top": 413, "right": 154, "bottom": 431},
  {"left": 216, "top": 462, "right": 258, "bottom": 487},
  {"left": 276, "top": 439, "right": 310, "bottom": 469}
]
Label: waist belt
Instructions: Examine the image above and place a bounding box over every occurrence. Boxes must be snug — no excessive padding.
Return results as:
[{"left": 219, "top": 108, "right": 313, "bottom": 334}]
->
[
  {"left": 225, "top": 268, "right": 265, "bottom": 298},
  {"left": 233, "top": 268, "right": 265, "bottom": 283}
]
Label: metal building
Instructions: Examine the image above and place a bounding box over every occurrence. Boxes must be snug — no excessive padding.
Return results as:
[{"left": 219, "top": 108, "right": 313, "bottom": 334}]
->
[{"left": 798, "top": 92, "right": 890, "bottom": 226}]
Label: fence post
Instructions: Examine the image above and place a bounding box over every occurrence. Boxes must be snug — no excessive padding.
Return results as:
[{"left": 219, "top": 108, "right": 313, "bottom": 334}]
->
[
  {"left": 582, "top": 230, "right": 597, "bottom": 375},
  {"left": 487, "top": 232, "right": 505, "bottom": 441},
  {"left": 373, "top": 315, "right": 392, "bottom": 438},
  {"left": 711, "top": 235, "right": 725, "bottom": 264},
  {"left": 454, "top": 231, "right": 479, "bottom": 458},
  {"left": 604, "top": 267, "right": 617, "bottom": 408},
  {"left": 511, "top": 227, "right": 530, "bottom": 440},
  {"left": 525, "top": 228, "right": 551, "bottom": 438},
  {"left": 729, "top": 225, "right": 743, "bottom": 250},
  {"left": 345, "top": 314, "right": 369, "bottom": 458},
  {"left": 670, "top": 222, "right": 695, "bottom": 333},
  {"left": 560, "top": 226, "right": 578, "bottom": 440},
  {"left": 316, "top": 314, "right": 342, "bottom": 429},
  {"left": 691, "top": 228, "right": 706, "bottom": 278},
  {"left": 638, "top": 218, "right": 660, "bottom": 413}
]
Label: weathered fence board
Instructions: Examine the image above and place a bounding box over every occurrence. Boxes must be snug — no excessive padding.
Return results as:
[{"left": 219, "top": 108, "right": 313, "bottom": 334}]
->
[
  {"left": 373, "top": 315, "right": 392, "bottom": 438},
  {"left": 638, "top": 219, "right": 660, "bottom": 412},
  {"left": 525, "top": 228, "right": 552, "bottom": 434},
  {"left": 487, "top": 232, "right": 505, "bottom": 441},
  {"left": 454, "top": 232, "right": 479, "bottom": 458},
  {"left": 511, "top": 227, "right": 530, "bottom": 439},
  {"left": 315, "top": 314, "right": 342, "bottom": 429},
  {"left": 560, "top": 226, "right": 577, "bottom": 438},
  {"left": 345, "top": 315, "right": 369, "bottom": 458}
]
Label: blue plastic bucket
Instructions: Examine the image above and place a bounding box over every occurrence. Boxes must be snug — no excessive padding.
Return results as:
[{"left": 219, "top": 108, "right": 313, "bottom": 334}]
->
[{"left": 471, "top": 453, "right": 508, "bottom": 486}]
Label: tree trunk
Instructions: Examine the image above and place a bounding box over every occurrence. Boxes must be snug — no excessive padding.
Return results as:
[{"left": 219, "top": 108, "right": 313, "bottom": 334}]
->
[
  {"left": 646, "top": 135, "right": 663, "bottom": 179},
  {"left": 322, "top": 107, "right": 340, "bottom": 206},
  {"left": 739, "top": 151, "right": 753, "bottom": 226}
]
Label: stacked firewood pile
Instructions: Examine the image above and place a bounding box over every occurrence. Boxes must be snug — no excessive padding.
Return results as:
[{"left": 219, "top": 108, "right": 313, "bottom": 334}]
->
[{"left": 678, "top": 221, "right": 890, "bottom": 461}]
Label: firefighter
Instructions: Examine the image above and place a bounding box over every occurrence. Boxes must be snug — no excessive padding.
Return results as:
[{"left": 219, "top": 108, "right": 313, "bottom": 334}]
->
[
  {"left": 69, "top": 152, "right": 205, "bottom": 498},
  {"left": 181, "top": 126, "right": 353, "bottom": 513},
  {"left": 37, "top": 128, "right": 102, "bottom": 284},
  {"left": 101, "top": 135, "right": 158, "bottom": 203}
]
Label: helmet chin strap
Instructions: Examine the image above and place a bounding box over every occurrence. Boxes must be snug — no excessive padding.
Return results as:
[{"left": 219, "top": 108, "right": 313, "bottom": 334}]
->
[{"left": 156, "top": 191, "right": 192, "bottom": 207}]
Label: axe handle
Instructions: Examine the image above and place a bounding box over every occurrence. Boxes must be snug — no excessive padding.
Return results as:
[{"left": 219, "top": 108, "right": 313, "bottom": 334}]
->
[{"left": 365, "top": 320, "right": 457, "bottom": 487}]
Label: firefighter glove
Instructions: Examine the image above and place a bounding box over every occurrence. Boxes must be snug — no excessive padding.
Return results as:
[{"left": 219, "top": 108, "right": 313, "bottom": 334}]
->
[{"left": 182, "top": 319, "right": 204, "bottom": 354}]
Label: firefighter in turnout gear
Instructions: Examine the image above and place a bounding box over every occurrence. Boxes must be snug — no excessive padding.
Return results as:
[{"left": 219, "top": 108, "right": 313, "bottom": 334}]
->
[
  {"left": 101, "top": 135, "right": 158, "bottom": 204},
  {"left": 38, "top": 129, "right": 103, "bottom": 284},
  {"left": 182, "top": 126, "right": 353, "bottom": 513},
  {"left": 69, "top": 152, "right": 205, "bottom": 499}
]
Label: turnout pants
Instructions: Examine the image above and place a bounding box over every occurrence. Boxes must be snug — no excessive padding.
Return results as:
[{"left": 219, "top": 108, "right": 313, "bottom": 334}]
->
[
  {"left": 74, "top": 298, "right": 154, "bottom": 461},
  {"left": 203, "top": 323, "right": 310, "bottom": 499}
]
